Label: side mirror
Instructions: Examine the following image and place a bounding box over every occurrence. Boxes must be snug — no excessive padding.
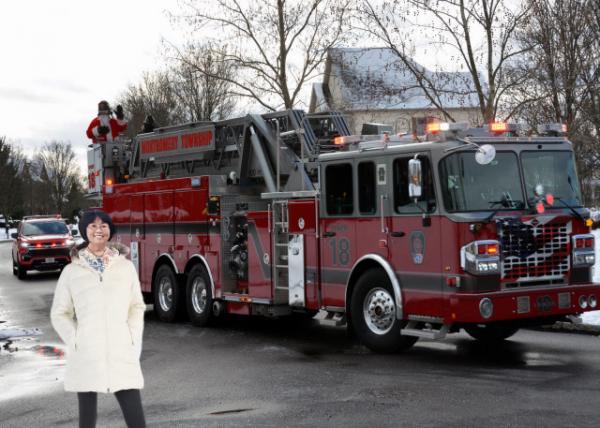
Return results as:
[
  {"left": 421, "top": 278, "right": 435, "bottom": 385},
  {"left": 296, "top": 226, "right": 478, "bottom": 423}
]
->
[
  {"left": 408, "top": 158, "right": 422, "bottom": 198},
  {"left": 72, "top": 229, "right": 79, "bottom": 236},
  {"left": 10, "top": 233, "right": 17, "bottom": 239}
]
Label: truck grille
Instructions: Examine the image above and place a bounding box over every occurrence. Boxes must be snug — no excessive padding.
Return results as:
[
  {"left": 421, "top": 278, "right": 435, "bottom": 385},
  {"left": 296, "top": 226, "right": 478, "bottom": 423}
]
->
[{"left": 497, "top": 216, "right": 571, "bottom": 286}]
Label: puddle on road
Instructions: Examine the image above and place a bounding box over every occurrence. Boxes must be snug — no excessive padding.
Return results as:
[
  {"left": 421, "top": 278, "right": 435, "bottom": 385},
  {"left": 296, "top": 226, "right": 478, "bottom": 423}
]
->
[{"left": 0, "top": 340, "right": 66, "bottom": 402}]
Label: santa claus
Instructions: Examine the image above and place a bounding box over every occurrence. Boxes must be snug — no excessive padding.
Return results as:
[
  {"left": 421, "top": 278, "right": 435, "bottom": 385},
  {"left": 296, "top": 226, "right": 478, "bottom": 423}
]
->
[{"left": 86, "top": 100, "right": 128, "bottom": 143}]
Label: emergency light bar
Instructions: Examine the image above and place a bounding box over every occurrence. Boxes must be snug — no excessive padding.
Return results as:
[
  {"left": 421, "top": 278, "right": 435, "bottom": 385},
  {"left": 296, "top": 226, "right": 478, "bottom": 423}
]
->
[
  {"left": 488, "top": 122, "right": 520, "bottom": 134},
  {"left": 537, "top": 123, "right": 567, "bottom": 136},
  {"left": 333, "top": 135, "right": 362, "bottom": 146},
  {"left": 425, "top": 122, "right": 469, "bottom": 135}
]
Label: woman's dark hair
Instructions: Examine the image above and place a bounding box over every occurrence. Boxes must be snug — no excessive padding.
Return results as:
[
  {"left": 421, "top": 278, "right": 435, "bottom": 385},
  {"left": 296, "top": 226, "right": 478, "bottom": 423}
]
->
[{"left": 78, "top": 209, "right": 116, "bottom": 242}]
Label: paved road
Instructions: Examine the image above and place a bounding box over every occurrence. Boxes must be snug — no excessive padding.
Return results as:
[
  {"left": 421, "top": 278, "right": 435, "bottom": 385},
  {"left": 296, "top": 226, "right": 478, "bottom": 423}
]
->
[{"left": 1, "top": 242, "right": 600, "bottom": 427}]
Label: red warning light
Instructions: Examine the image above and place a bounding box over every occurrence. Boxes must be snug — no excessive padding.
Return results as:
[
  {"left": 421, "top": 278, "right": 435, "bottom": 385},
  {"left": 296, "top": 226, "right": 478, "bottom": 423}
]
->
[
  {"left": 545, "top": 193, "right": 554, "bottom": 205},
  {"left": 536, "top": 201, "right": 545, "bottom": 214}
]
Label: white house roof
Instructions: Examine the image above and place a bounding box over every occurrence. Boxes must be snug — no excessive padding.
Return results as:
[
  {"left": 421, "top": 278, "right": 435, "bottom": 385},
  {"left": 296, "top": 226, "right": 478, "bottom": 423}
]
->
[{"left": 324, "top": 47, "right": 481, "bottom": 111}]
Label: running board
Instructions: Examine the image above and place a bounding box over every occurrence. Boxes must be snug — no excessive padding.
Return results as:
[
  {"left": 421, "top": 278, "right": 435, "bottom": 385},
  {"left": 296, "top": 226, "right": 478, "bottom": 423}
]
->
[
  {"left": 316, "top": 311, "right": 347, "bottom": 327},
  {"left": 401, "top": 321, "right": 450, "bottom": 340}
]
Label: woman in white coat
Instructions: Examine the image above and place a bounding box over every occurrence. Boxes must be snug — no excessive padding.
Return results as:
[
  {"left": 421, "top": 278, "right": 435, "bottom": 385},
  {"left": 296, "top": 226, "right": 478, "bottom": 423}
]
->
[{"left": 51, "top": 209, "right": 147, "bottom": 428}]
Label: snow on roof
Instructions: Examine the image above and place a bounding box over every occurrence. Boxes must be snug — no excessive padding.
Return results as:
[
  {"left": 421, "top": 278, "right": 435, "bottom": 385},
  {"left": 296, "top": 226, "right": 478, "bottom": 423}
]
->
[{"left": 327, "top": 48, "right": 481, "bottom": 111}]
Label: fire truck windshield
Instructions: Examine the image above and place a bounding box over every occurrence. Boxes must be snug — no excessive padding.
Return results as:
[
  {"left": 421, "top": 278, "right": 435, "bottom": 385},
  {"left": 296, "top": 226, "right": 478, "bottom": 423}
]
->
[
  {"left": 440, "top": 152, "right": 525, "bottom": 212},
  {"left": 521, "top": 150, "right": 582, "bottom": 208}
]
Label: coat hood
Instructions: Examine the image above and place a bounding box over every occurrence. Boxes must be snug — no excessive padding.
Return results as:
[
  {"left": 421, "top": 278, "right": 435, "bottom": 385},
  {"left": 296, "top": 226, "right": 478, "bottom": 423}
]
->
[{"left": 70, "top": 242, "right": 130, "bottom": 261}]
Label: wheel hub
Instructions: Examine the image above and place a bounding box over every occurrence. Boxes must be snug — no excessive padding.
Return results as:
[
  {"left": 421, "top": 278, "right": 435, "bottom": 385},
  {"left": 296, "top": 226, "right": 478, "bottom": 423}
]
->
[
  {"left": 363, "top": 288, "right": 395, "bottom": 335},
  {"left": 158, "top": 277, "right": 173, "bottom": 312},
  {"left": 191, "top": 277, "right": 207, "bottom": 314}
]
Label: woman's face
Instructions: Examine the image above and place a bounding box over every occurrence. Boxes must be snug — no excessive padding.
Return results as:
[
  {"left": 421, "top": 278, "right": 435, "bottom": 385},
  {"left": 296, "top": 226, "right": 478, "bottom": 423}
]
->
[{"left": 86, "top": 217, "right": 110, "bottom": 246}]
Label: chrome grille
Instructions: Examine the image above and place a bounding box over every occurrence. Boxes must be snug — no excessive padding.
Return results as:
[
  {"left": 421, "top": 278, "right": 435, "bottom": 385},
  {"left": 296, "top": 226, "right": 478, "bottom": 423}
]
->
[{"left": 497, "top": 217, "right": 571, "bottom": 286}]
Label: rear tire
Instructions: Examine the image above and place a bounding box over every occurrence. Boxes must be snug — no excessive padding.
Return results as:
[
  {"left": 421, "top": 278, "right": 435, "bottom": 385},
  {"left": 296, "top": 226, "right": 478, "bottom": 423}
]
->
[
  {"left": 350, "top": 269, "right": 418, "bottom": 353},
  {"left": 153, "top": 264, "right": 185, "bottom": 322},
  {"left": 186, "top": 264, "right": 213, "bottom": 327},
  {"left": 464, "top": 323, "right": 519, "bottom": 342}
]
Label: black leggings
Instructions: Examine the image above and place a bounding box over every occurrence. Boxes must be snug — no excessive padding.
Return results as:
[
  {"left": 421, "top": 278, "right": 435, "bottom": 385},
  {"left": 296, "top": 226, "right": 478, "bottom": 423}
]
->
[{"left": 77, "top": 389, "right": 146, "bottom": 428}]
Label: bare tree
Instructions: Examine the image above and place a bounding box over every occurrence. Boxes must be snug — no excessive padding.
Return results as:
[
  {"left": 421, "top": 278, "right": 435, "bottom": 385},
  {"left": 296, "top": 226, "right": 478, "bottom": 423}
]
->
[
  {"left": 359, "top": 0, "right": 532, "bottom": 122},
  {"left": 118, "top": 71, "right": 183, "bottom": 137},
  {"left": 34, "top": 141, "right": 81, "bottom": 215},
  {"left": 516, "top": 0, "right": 600, "bottom": 204},
  {"left": 0, "top": 136, "right": 24, "bottom": 220},
  {"left": 174, "top": 0, "right": 350, "bottom": 111},
  {"left": 169, "top": 42, "right": 237, "bottom": 121}
]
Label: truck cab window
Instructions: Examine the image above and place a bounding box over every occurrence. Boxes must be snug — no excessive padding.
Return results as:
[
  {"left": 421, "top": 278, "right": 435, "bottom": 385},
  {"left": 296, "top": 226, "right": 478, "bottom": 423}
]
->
[
  {"left": 326, "top": 163, "right": 353, "bottom": 215},
  {"left": 393, "top": 156, "right": 436, "bottom": 214},
  {"left": 358, "top": 162, "right": 376, "bottom": 214}
]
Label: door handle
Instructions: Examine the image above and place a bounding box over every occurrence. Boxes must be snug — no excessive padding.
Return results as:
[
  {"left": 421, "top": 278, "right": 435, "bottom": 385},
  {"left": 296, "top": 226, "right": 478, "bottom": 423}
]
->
[
  {"left": 390, "top": 231, "right": 405, "bottom": 237},
  {"left": 322, "top": 231, "right": 336, "bottom": 238}
]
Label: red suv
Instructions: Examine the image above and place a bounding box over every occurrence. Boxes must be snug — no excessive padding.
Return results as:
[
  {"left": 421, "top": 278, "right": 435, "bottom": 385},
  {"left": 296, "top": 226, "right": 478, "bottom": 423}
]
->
[{"left": 12, "top": 216, "right": 77, "bottom": 279}]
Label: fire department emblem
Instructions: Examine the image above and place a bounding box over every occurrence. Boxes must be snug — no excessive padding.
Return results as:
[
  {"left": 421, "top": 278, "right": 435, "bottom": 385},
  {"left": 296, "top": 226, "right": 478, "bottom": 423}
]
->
[
  {"left": 135, "top": 228, "right": 140, "bottom": 238},
  {"left": 263, "top": 253, "right": 270, "bottom": 265},
  {"left": 410, "top": 231, "right": 426, "bottom": 265},
  {"left": 298, "top": 217, "right": 305, "bottom": 230}
]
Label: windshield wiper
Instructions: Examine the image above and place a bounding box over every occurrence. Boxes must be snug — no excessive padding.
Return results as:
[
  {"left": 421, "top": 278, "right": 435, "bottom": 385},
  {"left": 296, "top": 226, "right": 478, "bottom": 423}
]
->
[{"left": 553, "top": 196, "right": 585, "bottom": 222}]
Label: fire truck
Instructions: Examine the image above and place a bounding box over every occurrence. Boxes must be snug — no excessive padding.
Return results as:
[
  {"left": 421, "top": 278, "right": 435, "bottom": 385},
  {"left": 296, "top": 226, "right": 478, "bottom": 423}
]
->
[{"left": 88, "top": 111, "right": 599, "bottom": 353}]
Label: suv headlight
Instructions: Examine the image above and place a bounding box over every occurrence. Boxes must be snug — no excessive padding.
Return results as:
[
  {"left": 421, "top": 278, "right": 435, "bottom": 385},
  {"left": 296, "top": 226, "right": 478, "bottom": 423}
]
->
[
  {"left": 460, "top": 240, "right": 501, "bottom": 275},
  {"left": 19, "top": 242, "right": 29, "bottom": 248}
]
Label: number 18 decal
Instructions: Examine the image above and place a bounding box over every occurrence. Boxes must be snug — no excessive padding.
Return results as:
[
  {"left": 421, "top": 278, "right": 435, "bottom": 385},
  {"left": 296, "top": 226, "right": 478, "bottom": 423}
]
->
[{"left": 329, "top": 237, "right": 350, "bottom": 266}]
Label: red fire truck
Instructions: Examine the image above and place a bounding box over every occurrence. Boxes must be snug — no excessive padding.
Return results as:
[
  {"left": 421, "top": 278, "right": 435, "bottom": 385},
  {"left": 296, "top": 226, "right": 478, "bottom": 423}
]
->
[{"left": 88, "top": 112, "right": 599, "bottom": 353}]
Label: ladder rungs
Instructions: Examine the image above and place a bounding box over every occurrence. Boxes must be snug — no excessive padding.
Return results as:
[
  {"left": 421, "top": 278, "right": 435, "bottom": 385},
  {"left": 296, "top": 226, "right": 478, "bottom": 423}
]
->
[
  {"left": 275, "top": 243, "right": 288, "bottom": 247},
  {"left": 275, "top": 264, "right": 288, "bottom": 269}
]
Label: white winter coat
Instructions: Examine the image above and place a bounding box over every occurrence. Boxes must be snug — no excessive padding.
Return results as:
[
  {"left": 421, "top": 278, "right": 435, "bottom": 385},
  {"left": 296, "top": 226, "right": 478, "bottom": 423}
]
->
[{"left": 50, "top": 244, "right": 146, "bottom": 393}]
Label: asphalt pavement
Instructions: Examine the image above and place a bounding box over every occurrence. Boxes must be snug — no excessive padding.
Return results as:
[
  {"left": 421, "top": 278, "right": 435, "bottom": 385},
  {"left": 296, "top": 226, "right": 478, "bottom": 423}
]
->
[{"left": 2, "top": 242, "right": 600, "bottom": 427}]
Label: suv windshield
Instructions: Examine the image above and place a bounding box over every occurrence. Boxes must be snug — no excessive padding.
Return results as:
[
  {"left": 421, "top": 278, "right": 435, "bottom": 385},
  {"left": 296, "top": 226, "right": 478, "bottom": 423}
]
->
[
  {"left": 440, "top": 152, "right": 525, "bottom": 211},
  {"left": 521, "top": 151, "right": 582, "bottom": 207},
  {"left": 22, "top": 221, "right": 69, "bottom": 236}
]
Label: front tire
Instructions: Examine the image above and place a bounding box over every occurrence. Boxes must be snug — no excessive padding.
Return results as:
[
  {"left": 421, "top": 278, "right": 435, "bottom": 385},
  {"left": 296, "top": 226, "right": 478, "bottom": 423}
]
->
[
  {"left": 464, "top": 323, "right": 519, "bottom": 342},
  {"left": 350, "top": 269, "right": 418, "bottom": 353},
  {"left": 15, "top": 259, "right": 27, "bottom": 279},
  {"left": 186, "top": 264, "right": 213, "bottom": 327},
  {"left": 153, "top": 264, "right": 185, "bottom": 322}
]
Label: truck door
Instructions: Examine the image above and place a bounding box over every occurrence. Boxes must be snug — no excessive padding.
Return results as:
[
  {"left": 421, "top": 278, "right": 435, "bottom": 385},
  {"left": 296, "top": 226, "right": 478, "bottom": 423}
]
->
[
  {"left": 319, "top": 161, "right": 356, "bottom": 308},
  {"left": 388, "top": 154, "right": 443, "bottom": 317}
]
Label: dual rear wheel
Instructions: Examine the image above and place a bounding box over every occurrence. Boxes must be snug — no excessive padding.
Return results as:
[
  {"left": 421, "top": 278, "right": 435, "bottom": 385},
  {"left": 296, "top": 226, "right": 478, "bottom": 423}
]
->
[{"left": 153, "top": 263, "right": 213, "bottom": 326}]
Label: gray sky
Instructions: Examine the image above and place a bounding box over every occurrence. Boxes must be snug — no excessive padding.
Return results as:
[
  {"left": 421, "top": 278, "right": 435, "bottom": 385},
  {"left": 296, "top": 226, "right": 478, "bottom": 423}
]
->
[{"left": 0, "top": 0, "right": 176, "bottom": 172}]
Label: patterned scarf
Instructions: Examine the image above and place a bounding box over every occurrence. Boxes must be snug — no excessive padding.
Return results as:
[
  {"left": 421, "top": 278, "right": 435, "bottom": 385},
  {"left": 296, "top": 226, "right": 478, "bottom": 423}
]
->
[{"left": 80, "top": 246, "right": 120, "bottom": 273}]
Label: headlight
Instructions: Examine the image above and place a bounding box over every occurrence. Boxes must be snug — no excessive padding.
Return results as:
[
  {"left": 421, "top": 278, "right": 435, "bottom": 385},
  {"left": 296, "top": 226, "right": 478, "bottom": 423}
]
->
[
  {"left": 579, "top": 295, "right": 588, "bottom": 309},
  {"left": 572, "top": 234, "right": 595, "bottom": 267},
  {"left": 19, "top": 242, "right": 29, "bottom": 248},
  {"left": 460, "top": 240, "right": 501, "bottom": 275},
  {"left": 65, "top": 239, "right": 75, "bottom": 246}
]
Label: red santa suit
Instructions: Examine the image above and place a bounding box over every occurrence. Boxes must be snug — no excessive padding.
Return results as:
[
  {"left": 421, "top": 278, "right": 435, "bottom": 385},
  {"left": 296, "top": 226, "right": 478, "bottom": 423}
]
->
[{"left": 86, "top": 115, "right": 128, "bottom": 144}]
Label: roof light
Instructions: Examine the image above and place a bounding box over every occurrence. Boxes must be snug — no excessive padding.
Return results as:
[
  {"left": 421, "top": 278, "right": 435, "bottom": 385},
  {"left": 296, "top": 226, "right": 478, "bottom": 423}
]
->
[
  {"left": 426, "top": 122, "right": 443, "bottom": 134},
  {"left": 105, "top": 178, "right": 113, "bottom": 186},
  {"left": 489, "top": 122, "right": 508, "bottom": 133},
  {"left": 538, "top": 123, "right": 567, "bottom": 136}
]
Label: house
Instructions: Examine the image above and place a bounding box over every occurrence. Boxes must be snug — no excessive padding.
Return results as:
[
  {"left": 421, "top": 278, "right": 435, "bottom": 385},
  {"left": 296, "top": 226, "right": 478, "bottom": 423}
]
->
[{"left": 309, "top": 47, "right": 482, "bottom": 135}]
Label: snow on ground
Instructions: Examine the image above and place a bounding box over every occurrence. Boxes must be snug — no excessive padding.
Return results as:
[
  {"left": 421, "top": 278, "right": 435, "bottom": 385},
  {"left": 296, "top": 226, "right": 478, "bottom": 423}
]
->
[{"left": 580, "top": 229, "right": 600, "bottom": 325}]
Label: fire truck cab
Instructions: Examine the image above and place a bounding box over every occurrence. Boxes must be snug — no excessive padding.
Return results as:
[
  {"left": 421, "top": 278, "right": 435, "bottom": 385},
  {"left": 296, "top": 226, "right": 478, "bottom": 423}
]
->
[{"left": 89, "top": 113, "right": 599, "bottom": 353}]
